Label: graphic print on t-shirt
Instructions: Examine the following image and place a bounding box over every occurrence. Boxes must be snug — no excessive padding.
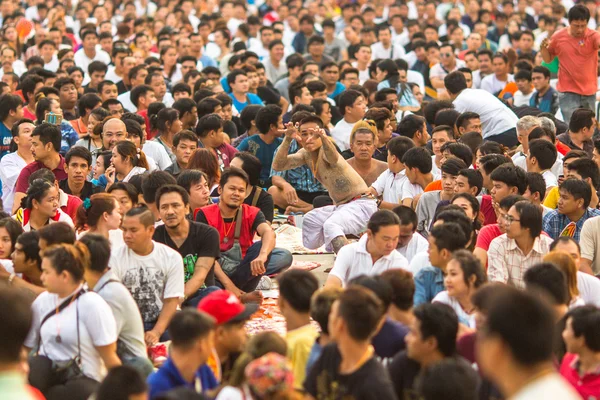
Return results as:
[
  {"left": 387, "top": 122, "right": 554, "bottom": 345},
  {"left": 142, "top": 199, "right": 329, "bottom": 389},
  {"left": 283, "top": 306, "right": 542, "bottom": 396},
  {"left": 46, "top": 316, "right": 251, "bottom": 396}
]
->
[
  {"left": 182, "top": 253, "right": 199, "bottom": 284},
  {"left": 121, "top": 266, "right": 165, "bottom": 323}
]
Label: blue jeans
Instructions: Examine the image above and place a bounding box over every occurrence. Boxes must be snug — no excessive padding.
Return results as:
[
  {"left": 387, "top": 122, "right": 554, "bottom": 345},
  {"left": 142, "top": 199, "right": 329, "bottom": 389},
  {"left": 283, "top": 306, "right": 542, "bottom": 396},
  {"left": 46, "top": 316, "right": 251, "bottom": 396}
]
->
[
  {"left": 559, "top": 91, "right": 595, "bottom": 125},
  {"left": 182, "top": 285, "right": 221, "bottom": 308},
  {"left": 143, "top": 321, "right": 171, "bottom": 342},
  {"left": 217, "top": 241, "right": 272, "bottom": 292},
  {"left": 266, "top": 248, "right": 293, "bottom": 275}
]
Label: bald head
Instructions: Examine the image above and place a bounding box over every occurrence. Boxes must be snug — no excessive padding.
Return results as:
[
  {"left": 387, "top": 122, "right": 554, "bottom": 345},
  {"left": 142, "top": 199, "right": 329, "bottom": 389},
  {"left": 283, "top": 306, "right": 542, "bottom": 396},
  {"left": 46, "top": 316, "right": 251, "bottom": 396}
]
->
[{"left": 102, "top": 118, "right": 127, "bottom": 150}]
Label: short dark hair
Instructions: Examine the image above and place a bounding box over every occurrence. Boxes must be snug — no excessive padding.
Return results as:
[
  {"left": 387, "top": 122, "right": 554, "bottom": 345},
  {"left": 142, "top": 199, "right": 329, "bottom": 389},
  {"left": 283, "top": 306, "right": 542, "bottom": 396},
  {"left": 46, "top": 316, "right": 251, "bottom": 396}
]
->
[
  {"left": 397, "top": 114, "right": 425, "bottom": 139},
  {"left": 65, "top": 146, "right": 92, "bottom": 167},
  {"left": 567, "top": 158, "right": 600, "bottom": 190},
  {"left": 95, "top": 366, "right": 148, "bottom": 400},
  {"left": 0, "top": 94, "right": 22, "bottom": 122},
  {"left": 169, "top": 309, "right": 215, "bottom": 349},
  {"left": 338, "top": 89, "right": 363, "bottom": 116},
  {"left": 255, "top": 104, "right": 282, "bottom": 134},
  {"left": 172, "top": 97, "right": 196, "bottom": 117},
  {"left": 524, "top": 263, "right": 569, "bottom": 306},
  {"left": 514, "top": 200, "right": 543, "bottom": 238},
  {"left": 444, "top": 71, "right": 467, "bottom": 95},
  {"left": 155, "top": 184, "right": 190, "bottom": 209},
  {"left": 310, "top": 288, "right": 341, "bottom": 335},
  {"left": 38, "top": 222, "right": 76, "bottom": 246},
  {"left": 239, "top": 104, "right": 262, "bottom": 131},
  {"left": 525, "top": 172, "right": 546, "bottom": 201},
  {"left": 173, "top": 130, "right": 198, "bottom": 148},
  {"left": 278, "top": 269, "right": 319, "bottom": 313},
  {"left": 441, "top": 143, "right": 474, "bottom": 168},
  {"left": 568, "top": 3, "right": 591, "bottom": 22},
  {"left": 489, "top": 164, "right": 527, "bottom": 194},
  {"left": 367, "top": 210, "right": 400, "bottom": 235},
  {"left": 337, "top": 286, "right": 385, "bottom": 341},
  {"left": 456, "top": 111, "right": 480, "bottom": 130},
  {"left": 78, "top": 234, "right": 111, "bottom": 273},
  {"left": 226, "top": 69, "right": 247, "bottom": 87},
  {"left": 560, "top": 178, "right": 592, "bottom": 209},
  {"left": 416, "top": 358, "right": 480, "bottom": 400},
  {"left": 441, "top": 158, "right": 467, "bottom": 176},
  {"left": 77, "top": 93, "right": 102, "bottom": 118},
  {"left": 458, "top": 169, "right": 483, "bottom": 195},
  {"left": 381, "top": 268, "right": 415, "bottom": 311},
  {"left": 0, "top": 286, "right": 33, "bottom": 363},
  {"left": 21, "top": 75, "right": 44, "bottom": 102},
  {"left": 220, "top": 167, "right": 249, "bottom": 188},
  {"left": 387, "top": 136, "right": 415, "bottom": 161},
  {"left": 434, "top": 110, "right": 460, "bottom": 129},
  {"left": 177, "top": 170, "right": 208, "bottom": 194},
  {"left": 532, "top": 65, "right": 550, "bottom": 79},
  {"left": 232, "top": 152, "right": 262, "bottom": 187},
  {"left": 429, "top": 222, "right": 467, "bottom": 252},
  {"left": 569, "top": 108, "right": 595, "bottom": 133},
  {"left": 141, "top": 171, "right": 177, "bottom": 204},
  {"left": 196, "top": 97, "right": 222, "bottom": 119},
  {"left": 402, "top": 147, "right": 432, "bottom": 174},
  {"left": 196, "top": 114, "right": 223, "bottom": 138},
  {"left": 565, "top": 305, "right": 600, "bottom": 352},
  {"left": 130, "top": 85, "right": 153, "bottom": 108},
  {"left": 528, "top": 139, "right": 557, "bottom": 171},
  {"left": 413, "top": 303, "right": 459, "bottom": 357},
  {"left": 15, "top": 231, "right": 41, "bottom": 268},
  {"left": 392, "top": 205, "right": 418, "bottom": 228},
  {"left": 481, "top": 154, "right": 512, "bottom": 176}
]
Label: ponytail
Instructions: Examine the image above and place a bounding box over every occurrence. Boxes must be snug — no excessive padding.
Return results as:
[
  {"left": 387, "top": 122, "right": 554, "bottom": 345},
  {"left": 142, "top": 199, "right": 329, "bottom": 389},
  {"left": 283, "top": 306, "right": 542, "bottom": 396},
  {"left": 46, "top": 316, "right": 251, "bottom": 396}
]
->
[
  {"left": 20, "top": 179, "right": 53, "bottom": 210},
  {"left": 75, "top": 193, "right": 118, "bottom": 231}
]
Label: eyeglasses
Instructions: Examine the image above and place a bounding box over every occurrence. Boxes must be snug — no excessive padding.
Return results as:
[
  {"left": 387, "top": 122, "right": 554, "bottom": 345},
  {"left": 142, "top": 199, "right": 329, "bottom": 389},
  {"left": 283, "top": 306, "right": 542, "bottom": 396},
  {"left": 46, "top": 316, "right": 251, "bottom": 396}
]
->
[{"left": 504, "top": 215, "right": 521, "bottom": 224}]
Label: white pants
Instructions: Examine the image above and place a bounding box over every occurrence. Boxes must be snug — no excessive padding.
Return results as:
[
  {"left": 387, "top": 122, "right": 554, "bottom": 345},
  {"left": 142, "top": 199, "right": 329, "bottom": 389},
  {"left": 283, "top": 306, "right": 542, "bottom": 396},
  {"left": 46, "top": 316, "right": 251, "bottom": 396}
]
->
[{"left": 302, "top": 198, "right": 378, "bottom": 249}]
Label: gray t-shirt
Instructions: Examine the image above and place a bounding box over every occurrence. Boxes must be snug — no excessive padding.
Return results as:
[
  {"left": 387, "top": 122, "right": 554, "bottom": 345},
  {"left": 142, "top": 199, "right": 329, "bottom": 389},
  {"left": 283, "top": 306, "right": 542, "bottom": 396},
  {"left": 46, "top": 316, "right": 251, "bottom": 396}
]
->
[
  {"left": 415, "top": 190, "right": 442, "bottom": 238},
  {"left": 324, "top": 37, "right": 346, "bottom": 61}
]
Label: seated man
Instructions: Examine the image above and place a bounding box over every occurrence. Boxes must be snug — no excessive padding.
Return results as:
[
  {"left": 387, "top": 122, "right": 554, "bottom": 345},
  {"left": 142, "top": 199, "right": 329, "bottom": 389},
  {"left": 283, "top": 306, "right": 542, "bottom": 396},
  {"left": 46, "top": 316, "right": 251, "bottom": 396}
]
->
[
  {"left": 0, "top": 231, "right": 44, "bottom": 297},
  {"left": 401, "top": 147, "right": 435, "bottom": 209},
  {"left": 164, "top": 130, "right": 198, "bottom": 178},
  {"left": 177, "top": 170, "right": 211, "bottom": 216},
  {"left": 542, "top": 179, "right": 600, "bottom": 241},
  {"left": 273, "top": 115, "right": 377, "bottom": 253},
  {"left": 59, "top": 146, "right": 104, "bottom": 201},
  {"left": 393, "top": 205, "right": 429, "bottom": 263},
  {"left": 345, "top": 122, "right": 387, "bottom": 187},
  {"left": 526, "top": 138, "right": 558, "bottom": 191},
  {"left": 110, "top": 206, "right": 185, "bottom": 345},
  {"left": 325, "top": 210, "right": 409, "bottom": 288},
  {"left": 195, "top": 168, "right": 275, "bottom": 293}
]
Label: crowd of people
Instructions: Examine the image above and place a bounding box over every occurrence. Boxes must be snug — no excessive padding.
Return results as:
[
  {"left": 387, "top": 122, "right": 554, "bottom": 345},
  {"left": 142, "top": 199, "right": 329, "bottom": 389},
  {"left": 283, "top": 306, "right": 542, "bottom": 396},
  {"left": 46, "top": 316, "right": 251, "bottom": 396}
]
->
[{"left": 2, "top": 0, "right": 600, "bottom": 399}]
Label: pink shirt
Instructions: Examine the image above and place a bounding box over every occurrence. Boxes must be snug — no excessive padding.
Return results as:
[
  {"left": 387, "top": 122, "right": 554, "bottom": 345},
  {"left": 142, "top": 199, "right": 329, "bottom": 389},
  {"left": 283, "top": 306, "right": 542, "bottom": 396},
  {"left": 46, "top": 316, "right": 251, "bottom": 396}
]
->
[{"left": 549, "top": 27, "right": 600, "bottom": 95}]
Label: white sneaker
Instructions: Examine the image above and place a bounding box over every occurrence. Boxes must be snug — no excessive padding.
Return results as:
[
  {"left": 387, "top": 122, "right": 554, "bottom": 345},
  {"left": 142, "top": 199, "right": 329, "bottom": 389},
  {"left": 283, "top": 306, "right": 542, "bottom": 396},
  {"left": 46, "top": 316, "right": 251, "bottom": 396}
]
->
[{"left": 256, "top": 275, "right": 273, "bottom": 290}]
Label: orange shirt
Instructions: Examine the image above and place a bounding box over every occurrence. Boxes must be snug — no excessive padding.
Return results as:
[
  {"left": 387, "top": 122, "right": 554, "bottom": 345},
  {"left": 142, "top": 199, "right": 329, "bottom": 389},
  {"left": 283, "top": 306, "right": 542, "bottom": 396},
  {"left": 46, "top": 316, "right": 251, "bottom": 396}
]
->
[{"left": 424, "top": 180, "right": 442, "bottom": 192}]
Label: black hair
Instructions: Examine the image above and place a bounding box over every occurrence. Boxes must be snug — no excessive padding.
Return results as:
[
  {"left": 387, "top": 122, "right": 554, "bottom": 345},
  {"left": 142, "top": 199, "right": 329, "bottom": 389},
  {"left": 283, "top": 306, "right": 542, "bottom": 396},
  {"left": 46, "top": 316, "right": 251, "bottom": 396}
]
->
[
  {"left": 349, "top": 275, "right": 393, "bottom": 309},
  {"left": 37, "top": 222, "right": 76, "bottom": 247},
  {"left": 155, "top": 184, "right": 190, "bottom": 209},
  {"left": 457, "top": 169, "right": 483, "bottom": 195},
  {"left": 141, "top": 171, "right": 177, "bottom": 204},
  {"left": 559, "top": 178, "right": 592, "bottom": 209},
  {"left": 239, "top": 105, "right": 262, "bottom": 132},
  {"left": 278, "top": 269, "right": 319, "bottom": 313},
  {"left": 155, "top": 108, "right": 179, "bottom": 134},
  {"left": 444, "top": 71, "right": 467, "bottom": 95},
  {"left": 402, "top": 146, "right": 432, "bottom": 174},
  {"left": 441, "top": 143, "right": 473, "bottom": 168},
  {"left": 566, "top": 158, "right": 600, "bottom": 190},
  {"left": 528, "top": 139, "right": 557, "bottom": 171},
  {"left": 489, "top": 164, "right": 527, "bottom": 194},
  {"left": 172, "top": 98, "right": 196, "bottom": 118},
  {"left": 565, "top": 305, "right": 600, "bottom": 352},
  {"left": 413, "top": 303, "right": 459, "bottom": 357},
  {"left": 0, "top": 94, "right": 22, "bottom": 122},
  {"left": 381, "top": 269, "right": 415, "bottom": 311},
  {"left": 130, "top": 85, "right": 153, "bottom": 108},
  {"left": 95, "top": 366, "right": 148, "bottom": 400},
  {"left": 480, "top": 154, "right": 512, "bottom": 176},
  {"left": 524, "top": 263, "right": 569, "bottom": 306},
  {"left": 53, "top": 77, "right": 76, "bottom": 92},
  {"left": 177, "top": 170, "right": 209, "bottom": 195},
  {"left": 196, "top": 98, "right": 222, "bottom": 119},
  {"left": 525, "top": 172, "right": 546, "bottom": 201},
  {"left": 513, "top": 200, "right": 543, "bottom": 238},
  {"left": 0, "top": 286, "right": 33, "bottom": 363},
  {"left": 429, "top": 222, "right": 468, "bottom": 252},
  {"left": 196, "top": 113, "right": 222, "bottom": 138},
  {"left": 310, "top": 288, "right": 341, "bottom": 335},
  {"left": 172, "top": 82, "right": 192, "bottom": 96},
  {"left": 386, "top": 136, "right": 415, "bottom": 161},
  {"left": 397, "top": 114, "right": 425, "bottom": 139},
  {"left": 107, "top": 182, "right": 139, "bottom": 206},
  {"left": 568, "top": 3, "right": 591, "bottom": 22},
  {"left": 416, "top": 358, "right": 479, "bottom": 400},
  {"left": 255, "top": 104, "right": 282, "bottom": 134},
  {"left": 0, "top": 218, "right": 23, "bottom": 255},
  {"left": 434, "top": 109, "right": 460, "bottom": 128},
  {"left": 456, "top": 111, "right": 480, "bottom": 131},
  {"left": 168, "top": 309, "right": 215, "bottom": 349},
  {"left": 338, "top": 89, "right": 364, "bottom": 116},
  {"left": 367, "top": 210, "right": 401, "bottom": 235},
  {"left": 220, "top": 167, "right": 249, "bottom": 188},
  {"left": 441, "top": 158, "right": 467, "bottom": 176},
  {"left": 569, "top": 108, "right": 595, "bottom": 133},
  {"left": 392, "top": 205, "right": 418, "bottom": 228},
  {"left": 337, "top": 286, "right": 385, "bottom": 341},
  {"left": 21, "top": 75, "right": 43, "bottom": 102},
  {"left": 232, "top": 152, "right": 262, "bottom": 187},
  {"left": 532, "top": 65, "right": 551, "bottom": 80},
  {"left": 78, "top": 233, "right": 111, "bottom": 274}
]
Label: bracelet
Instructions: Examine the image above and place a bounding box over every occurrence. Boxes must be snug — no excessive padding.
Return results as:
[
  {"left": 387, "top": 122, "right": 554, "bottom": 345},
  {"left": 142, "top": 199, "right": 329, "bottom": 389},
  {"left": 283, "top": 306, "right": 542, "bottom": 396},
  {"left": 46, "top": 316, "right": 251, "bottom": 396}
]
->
[{"left": 8, "top": 273, "right": 15, "bottom": 285}]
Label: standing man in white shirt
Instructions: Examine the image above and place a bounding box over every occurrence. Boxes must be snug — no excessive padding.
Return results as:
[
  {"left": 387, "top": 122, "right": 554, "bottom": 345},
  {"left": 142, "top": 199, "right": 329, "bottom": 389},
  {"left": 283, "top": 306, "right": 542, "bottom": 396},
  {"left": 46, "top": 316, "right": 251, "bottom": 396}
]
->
[
  {"left": 74, "top": 30, "right": 111, "bottom": 77},
  {"left": 110, "top": 206, "right": 185, "bottom": 346},
  {"left": 0, "top": 119, "right": 35, "bottom": 212},
  {"left": 445, "top": 71, "right": 519, "bottom": 147},
  {"left": 371, "top": 26, "right": 406, "bottom": 60},
  {"left": 330, "top": 90, "right": 366, "bottom": 151},
  {"left": 325, "top": 210, "right": 409, "bottom": 288}
]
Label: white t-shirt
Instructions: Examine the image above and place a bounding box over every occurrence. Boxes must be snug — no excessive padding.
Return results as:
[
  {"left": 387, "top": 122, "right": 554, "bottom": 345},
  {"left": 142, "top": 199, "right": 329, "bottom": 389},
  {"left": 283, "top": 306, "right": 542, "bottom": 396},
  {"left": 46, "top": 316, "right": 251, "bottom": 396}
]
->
[
  {"left": 432, "top": 291, "right": 476, "bottom": 327},
  {"left": 408, "top": 251, "right": 431, "bottom": 276},
  {"left": 580, "top": 216, "right": 600, "bottom": 274},
  {"left": 400, "top": 181, "right": 424, "bottom": 202},
  {"left": 431, "top": 155, "right": 440, "bottom": 178},
  {"left": 330, "top": 119, "right": 356, "bottom": 152},
  {"left": 143, "top": 141, "right": 173, "bottom": 170},
  {"left": 216, "top": 385, "right": 254, "bottom": 400},
  {"left": 109, "top": 242, "right": 184, "bottom": 323},
  {"left": 105, "top": 67, "right": 123, "bottom": 84},
  {"left": 370, "top": 42, "right": 406, "bottom": 60},
  {"left": 397, "top": 232, "right": 429, "bottom": 263},
  {"left": 480, "top": 73, "right": 515, "bottom": 95},
  {"left": 74, "top": 48, "right": 111, "bottom": 77},
  {"left": 541, "top": 170, "right": 558, "bottom": 190},
  {"left": 25, "top": 289, "right": 118, "bottom": 382},
  {"left": 428, "top": 59, "right": 466, "bottom": 80},
  {"left": 77, "top": 229, "right": 125, "bottom": 251},
  {"left": 117, "top": 91, "right": 136, "bottom": 112},
  {"left": 513, "top": 90, "right": 534, "bottom": 107},
  {"left": 512, "top": 374, "right": 581, "bottom": 400},
  {"left": 371, "top": 169, "right": 407, "bottom": 203},
  {"left": 330, "top": 235, "right": 409, "bottom": 286},
  {"left": 577, "top": 271, "right": 600, "bottom": 307},
  {"left": 452, "top": 88, "right": 518, "bottom": 139},
  {"left": 0, "top": 151, "right": 28, "bottom": 212},
  {"left": 512, "top": 151, "right": 563, "bottom": 179}
]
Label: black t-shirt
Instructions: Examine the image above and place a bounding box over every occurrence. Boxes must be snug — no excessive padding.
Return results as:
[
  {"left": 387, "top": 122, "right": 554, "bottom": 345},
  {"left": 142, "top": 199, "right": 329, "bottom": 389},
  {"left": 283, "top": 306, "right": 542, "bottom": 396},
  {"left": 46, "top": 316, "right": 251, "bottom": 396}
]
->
[
  {"left": 257, "top": 86, "right": 281, "bottom": 105},
  {"left": 59, "top": 179, "right": 104, "bottom": 201},
  {"left": 372, "top": 319, "right": 408, "bottom": 363},
  {"left": 387, "top": 351, "right": 422, "bottom": 400},
  {"left": 116, "top": 80, "right": 129, "bottom": 95},
  {"left": 304, "top": 343, "right": 398, "bottom": 400},
  {"left": 153, "top": 221, "right": 220, "bottom": 286},
  {"left": 244, "top": 186, "right": 274, "bottom": 223}
]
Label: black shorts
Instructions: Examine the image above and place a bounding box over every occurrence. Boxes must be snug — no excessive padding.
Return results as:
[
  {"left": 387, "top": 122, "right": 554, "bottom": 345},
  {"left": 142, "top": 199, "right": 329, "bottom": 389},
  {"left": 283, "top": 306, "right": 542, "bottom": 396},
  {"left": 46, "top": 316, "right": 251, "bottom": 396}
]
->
[{"left": 296, "top": 191, "right": 328, "bottom": 205}]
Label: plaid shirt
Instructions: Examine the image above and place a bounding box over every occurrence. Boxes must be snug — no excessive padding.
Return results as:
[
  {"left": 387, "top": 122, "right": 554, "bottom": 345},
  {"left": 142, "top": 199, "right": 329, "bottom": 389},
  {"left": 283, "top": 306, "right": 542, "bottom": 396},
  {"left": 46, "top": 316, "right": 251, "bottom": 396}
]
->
[
  {"left": 270, "top": 140, "right": 326, "bottom": 193},
  {"left": 487, "top": 234, "right": 554, "bottom": 288},
  {"left": 542, "top": 208, "right": 600, "bottom": 242}
]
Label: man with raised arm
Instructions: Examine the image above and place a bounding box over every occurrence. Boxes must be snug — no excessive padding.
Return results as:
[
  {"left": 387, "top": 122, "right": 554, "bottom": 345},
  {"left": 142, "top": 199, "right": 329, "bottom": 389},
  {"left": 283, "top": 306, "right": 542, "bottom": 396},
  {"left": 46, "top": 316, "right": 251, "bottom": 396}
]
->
[{"left": 272, "top": 115, "right": 377, "bottom": 253}]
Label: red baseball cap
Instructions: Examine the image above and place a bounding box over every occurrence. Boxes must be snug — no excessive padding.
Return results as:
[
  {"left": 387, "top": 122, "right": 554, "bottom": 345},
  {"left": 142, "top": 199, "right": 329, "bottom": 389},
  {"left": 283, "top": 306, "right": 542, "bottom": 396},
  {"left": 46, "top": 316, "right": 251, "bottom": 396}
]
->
[{"left": 197, "top": 290, "right": 259, "bottom": 325}]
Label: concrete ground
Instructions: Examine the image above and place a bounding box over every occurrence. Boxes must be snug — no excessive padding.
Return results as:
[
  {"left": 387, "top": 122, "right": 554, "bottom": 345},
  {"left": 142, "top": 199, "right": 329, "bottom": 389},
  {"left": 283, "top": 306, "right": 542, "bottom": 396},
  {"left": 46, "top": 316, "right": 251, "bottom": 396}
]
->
[{"left": 292, "top": 253, "right": 335, "bottom": 286}]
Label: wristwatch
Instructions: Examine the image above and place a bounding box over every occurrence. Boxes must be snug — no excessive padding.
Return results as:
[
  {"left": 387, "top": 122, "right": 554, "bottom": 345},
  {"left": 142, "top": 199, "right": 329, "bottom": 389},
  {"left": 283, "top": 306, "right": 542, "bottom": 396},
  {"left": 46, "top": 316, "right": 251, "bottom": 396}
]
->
[{"left": 8, "top": 273, "right": 15, "bottom": 285}]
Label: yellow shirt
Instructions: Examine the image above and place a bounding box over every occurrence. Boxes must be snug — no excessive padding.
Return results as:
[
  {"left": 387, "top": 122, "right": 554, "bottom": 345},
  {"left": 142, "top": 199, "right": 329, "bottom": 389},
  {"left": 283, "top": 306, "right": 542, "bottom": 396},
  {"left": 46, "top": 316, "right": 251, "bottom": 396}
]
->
[
  {"left": 286, "top": 323, "right": 319, "bottom": 390},
  {"left": 543, "top": 186, "right": 560, "bottom": 209}
]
